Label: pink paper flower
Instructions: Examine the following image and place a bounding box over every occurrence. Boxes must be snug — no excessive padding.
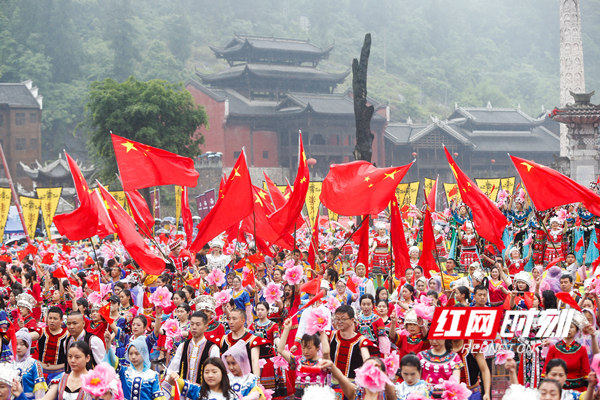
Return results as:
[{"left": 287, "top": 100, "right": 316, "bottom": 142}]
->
[
  {"left": 99, "top": 284, "right": 111, "bottom": 300},
  {"left": 407, "top": 394, "right": 428, "bottom": 400},
  {"left": 206, "top": 268, "right": 226, "bottom": 286},
  {"left": 74, "top": 287, "right": 83, "bottom": 300},
  {"left": 162, "top": 318, "right": 181, "bottom": 338},
  {"left": 263, "top": 282, "right": 283, "bottom": 305},
  {"left": 383, "top": 351, "right": 400, "bottom": 378},
  {"left": 354, "top": 361, "right": 392, "bottom": 392},
  {"left": 556, "top": 208, "right": 568, "bottom": 223},
  {"left": 258, "top": 359, "right": 267, "bottom": 369},
  {"left": 149, "top": 286, "right": 172, "bottom": 308},
  {"left": 214, "top": 289, "right": 232, "bottom": 307},
  {"left": 272, "top": 355, "right": 289, "bottom": 371},
  {"left": 305, "top": 307, "right": 330, "bottom": 335},
  {"left": 325, "top": 296, "right": 341, "bottom": 313},
  {"left": 436, "top": 376, "right": 472, "bottom": 400},
  {"left": 591, "top": 354, "right": 600, "bottom": 378},
  {"left": 88, "top": 292, "right": 102, "bottom": 306},
  {"left": 417, "top": 294, "right": 432, "bottom": 306},
  {"left": 284, "top": 264, "right": 303, "bottom": 285},
  {"left": 413, "top": 303, "right": 434, "bottom": 321},
  {"left": 257, "top": 384, "right": 273, "bottom": 400},
  {"left": 523, "top": 234, "right": 533, "bottom": 246},
  {"left": 494, "top": 349, "right": 515, "bottom": 365},
  {"left": 81, "top": 363, "right": 120, "bottom": 398},
  {"left": 351, "top": 275, "right": 364, "bottom": 288}
]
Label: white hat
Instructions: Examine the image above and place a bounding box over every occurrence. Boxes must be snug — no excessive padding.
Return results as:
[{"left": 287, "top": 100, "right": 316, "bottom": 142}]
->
[
  {"left": 0, "top": 364, "right": 17, "bottom": 385},
  {"left": 513, "top": 271, "right": 533, "bottom": 289},
  {"left": 16, "top": 293, "right": 36, "bottom": 311},
  {"left": 404, "top": 309, "right": 418, "bottom": 325},
  {"left": 210, "top": 238, "right": 225, "bottom": 249},
  {"left": 195, "top": 295, "right": 216, "bottom": 313},
  {"left": 375, "top": 221, "right": 386, "bottom": 230},
  {"left": 472, "top": 269, "right": 485, "bottom": 283},
  {"left": 302, "top": 386, "right": 336, "bottom": 400},
  {"left": 572, "top": 310, "right": 590, "bottom": 331},
  {"left": 409, "top": 246, "right": 420, "bottom": 255}
]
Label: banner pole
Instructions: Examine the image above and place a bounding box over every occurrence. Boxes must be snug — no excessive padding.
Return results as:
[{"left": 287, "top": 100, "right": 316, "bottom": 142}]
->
[{"left": 0, "top": 143, "right": 33, "bottom": 245}]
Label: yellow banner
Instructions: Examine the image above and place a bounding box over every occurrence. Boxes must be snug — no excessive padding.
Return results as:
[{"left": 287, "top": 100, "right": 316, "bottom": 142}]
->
[
  {"left": 327, "top": 207, "right": 339, "bottom": 222},
  {"left": 36, "top": 187, "right": 62, "bottom": 239},
  {"left": 20, "top": 196, "right": 41, "bottom": 238},
  {"left": 406, "top": 181, "right": 420, "bottom": 206},
  {"left": 500, "top": 177, "right": 516, "bottom": 195},
  {"left": 423, "top": 178, "right": 436, "bottom": 199},
  {"left": 475, "top": 178, "right": 500, "bottom": 201},
  {"left": 444, "top": 183, "right": 461, "bottom": 204},
  {"left": 174, "top": 186, "right": 182, "bottom": 231},
  {"left": 305, "top": 182, "right": 321, "bottom": 225},
  {"left": 0, "top": 189, "right": 11, "bottom": 240}
]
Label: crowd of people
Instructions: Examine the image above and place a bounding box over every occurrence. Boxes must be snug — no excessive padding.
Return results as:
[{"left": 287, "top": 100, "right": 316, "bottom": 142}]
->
[{"left": 1, "top": 187, "right": 600, "bottom": 400}]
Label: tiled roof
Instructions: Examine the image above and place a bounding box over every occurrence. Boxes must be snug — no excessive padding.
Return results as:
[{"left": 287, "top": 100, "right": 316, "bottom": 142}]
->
[{"left": 0, "top": 83, "right": 41, "bottom": 108}]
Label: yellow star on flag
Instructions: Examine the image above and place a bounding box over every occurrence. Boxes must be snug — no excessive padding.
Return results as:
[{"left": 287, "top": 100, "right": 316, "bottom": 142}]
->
[
  {"left": 232, "top": 167, "right": 241, "bottom": 178},
  {"left": 384, "top": 170, "right": 398, "bottom": 180},
  {"left": 301, "top": 150, "right": 307, "bottom": 163},
  {"left": 300, "top": 177, "right": 307, "bottom": 184},
  {"left": 122, "top": 141, "right": 137, "bottom": 153},
  {"left": 364, "top": 176, "right": 370, "bottom": 182},
  {"left": 257, "top": 191, "right": 267, "bottom": 200},
  {"left": 521, "top": 162, "right": 534, "bottom": 172},
  {"left": 254, "top": 194, "right": 264, "bottom": 206}
]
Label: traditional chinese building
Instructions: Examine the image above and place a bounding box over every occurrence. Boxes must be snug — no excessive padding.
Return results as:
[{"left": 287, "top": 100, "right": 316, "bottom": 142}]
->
[
  {"left": 385, "top": 103, "right": 561, "bottom": 182},
  {"left": 0, "top": 80, "right": 43, "bottom": 189},
  {"left": 187, "top": 34, "right": 387, "bottom": 181}
]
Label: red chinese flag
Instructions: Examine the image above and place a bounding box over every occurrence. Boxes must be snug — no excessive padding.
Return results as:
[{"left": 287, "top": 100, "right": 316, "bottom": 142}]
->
[
  {"left": 111, "top": 133, "right": 199, "bottom": 191},
  {"left": 263, "top": 172, "right": 286, "bottom": 209},
  {"left": 53, "top": 153, "right": 99, "bottom": 240},
  {"left": 99, "top": 303, "right": 114, "bottom": 324},
  {"left": 426, "top": 177, "right": 438, "bottom": 212},
  {"left": 448, "top": 185, "right": 458, "bottom": 198},
  {"left": 346, "top": 277, "right": 358, "bottom": 294},
  {"left": 268, "top": 133, "right": 309, "bottom": 238},
  {"left": 181, "top": 187, "right": 194, "bottom": 244},
  {"left": 98, "top": 184, "right": 166, "bottom": 275},
  {"left": 90, "top": 190, "right": 117, "bottom": 238},
  {"left": 186, "top": 276, "right": 202, "bottom": 289},
  {"left": 242, "top": 267, "right": 255, "bottom": 287},
  {"left": 545, "top": 256, "right": 564, "bottom": 270},
  {"left": 555, "top": 292, "right": 582, "bottom": 311},
  {"left": 41, "top": 253, "right": 54, "bottom": 264},
  {"left": 247, "top": 253, "right": 265, "bottom": 264},
  {"left": 52, "top": 266, "right": 68, "bottom": 279},
  {"left": 320, "top": 161, "right": 412, "bottom": 216},
  {"left": 510, "top": 155, "right": 600, "bottom": 216},
  {"left": 355, "top": 215, "right": 370, "bottom": 270},
  {"left": 418, "top": 208, "right": 439, "bottom": 278},
  {"left": 86, "top": 274, "right": 100, "bottom": 292},
  {"left": 125, "top": 190, "right": 155, "bottom": 237},
  {"left": 575, "top": 236, "right": 585, "bottom": 252},
  {"left": 85, "top": 256, "right": 95, "bottom": 266},
  {"left": 189, "top": 151, "right": 254, "bottom": 252},
  {"left": 445, "top": 147, "right": 507, "bottom": 250},
  {"left": 390, "top": 197, "right": 411, "bottom": 278}
]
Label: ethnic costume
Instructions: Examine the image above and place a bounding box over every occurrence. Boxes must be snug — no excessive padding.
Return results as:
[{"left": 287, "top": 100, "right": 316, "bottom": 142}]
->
[
  {"left": 289, "top": 356, "right": 331, "bottom": 400},
  {"left": 394, "top": 333, "right": 429, "bottom": 359},
  {"left": 508, "top": 206, "right": 531, "bottom": 248},
  {"left": 221, "top": 341, "right": 265, "bottom": 400},
  {"left": 418, "top": 350, "right": 463, "bottom": 387},
  {"left": 106, "top": 336, "right": 166, "bottom": 400},
  {"left": 531, "top": 211, "right": 548, "bottom": 265},
  {"left": 249, "top": 319, "right": 282, "bottom": 394},
  {"left": 214, "top": 330, "right": 268, "bottom": 370},
  {"left": 371, "top": 235, "right": 391, "bottom": 276},
  {"left": 506, "top": 258, "right": 526, "bottom": 276},
  {"left": 356, "top": 313, "right": 385, "bottom": 356},
  {"left": 167, "top": 336, "right": 220, "bottom": 384},
  {"left": 13, "top": 328, "right": 47, "bottom": 399},
  {"left": 544, "top": 228, "right": 565, "bottom": 264},
  {"left": 328, "top": 331, "right": 373, "bottom": 380},
  {"left": 544, "top": 340, "right": 590, "bottom": 392},
  {"left": 37, "top": 326, "right": 68, "bottom": 382},
  {"left": 231, "top": 290, "right": 251, "bottom": 312},
  {"left": 459, "top": 233, "right": 478, "bottom": 267},
  {"left": 49, "top": 373, "right": 91, "bottom": 400},
  {"left": 395, "top": 380, "right": 431, "bottom": 400}
]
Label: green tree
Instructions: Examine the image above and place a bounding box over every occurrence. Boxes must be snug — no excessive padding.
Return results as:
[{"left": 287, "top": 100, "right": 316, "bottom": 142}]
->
[{"left": 82, "top": 76, "right": 208, "bottom": 185}]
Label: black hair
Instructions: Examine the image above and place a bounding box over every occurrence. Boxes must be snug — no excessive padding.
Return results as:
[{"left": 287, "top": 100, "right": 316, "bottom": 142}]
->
[
  {"left": 375, "top": 286, "right": 389, "bottom": 302},
  {"left": 473, "top": 284, "right": 488, "bottom": 295},
  {"left": 560, "top": 274, "right": 573, "bottom": 283},
  {"left": 173, "top": 290, "right": 186, "bottom": 301},
  {"left": 68, "top": 340, "right": 93, "bottom": 370},
  {"left": 114, "top": 282, "right": 125, "bottom": 291},
  {"left": 456, "top": 286, "right": 470, "bottom": 300},
  {"left": 68, "top": 309, "right": 85, "bottom": 321},
  {"left": 255, "top": 301, "right": 270, "bottom": 312},
  {"left": 47, "top": 306, "right": 64, "bottom": 318},
  {"left": 325, "top": 268, "right": 339, "bottom": 284},
  {"left": 414, "top": 266, "right": 424, "bottom": 274},
  {"left": 538, "top": 379, "right": 562, "bottom": 396},
  {"left": 182, "top": 286, "right": 195, "bottom": 300},
  {"left": 158, "top": 273, "right": 172, "bottom": 285},
  {"left": 403, "top": 284, "right": 416, "bottom": 300},
  {"left": 375, "top": 298, "right": 388, "bottom": 308},
  {"left": 400, "top": 353, "right": 421, "bottom": 372},
  {"left": 300, "top": 333, "right": 321, "bottom": 348},
  {"left": 190, "top": 310, "right": 209, "bottom": 323},
  {"left": 107, "top": 259, "right": 117, "bottom": 268},
  {"left": 334, "top": 304, "right": 355, "bottom": 319},
  {"left": 177, "top": 302, "right": 191, "bottom": 313},
  {"left": 545, "top": 358, "right": 567, "bottom": 375},
  {"left": 199, "top": 358, "right": 236, "bottom": 400},
  {"left": 359, "top": 293, "right": 375, "bottom": 306},
  {"left": 133, "top": 315, "right": 148, "bottom": 328},
  {"left": 229, "top": 307, "right": 246, "bottom": 321},
  {"left": 121, "top": 289, "right": 134, "bottom": 306},
  {"left": 542, "top": 290, "right": 558, "bottom": 309}
]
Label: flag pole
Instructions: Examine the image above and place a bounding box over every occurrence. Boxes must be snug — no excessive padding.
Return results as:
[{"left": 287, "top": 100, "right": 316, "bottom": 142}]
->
[
  {"left": 0, "top": 143, "right": 33, "bottom": 245},
  {"left": 423, "top": 189, "right": 446, "bottom": 291}
]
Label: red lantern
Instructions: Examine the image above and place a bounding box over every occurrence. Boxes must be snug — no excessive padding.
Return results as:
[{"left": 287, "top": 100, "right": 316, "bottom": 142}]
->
[
  {"left": 491, "top": 159, "right": 496, "bottom": 164},
  {"left": 453, "top": 152, "right": 458, "bottom": 157},
  {"left": 307, "top": 158, "right": 317, "bottom": 166},
  {"left": 411, "top": 152, "right": 417, "bottom": 157}
]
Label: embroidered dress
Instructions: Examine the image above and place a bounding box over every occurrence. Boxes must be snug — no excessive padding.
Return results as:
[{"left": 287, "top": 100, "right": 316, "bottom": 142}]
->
[
  {"left": 356, "top": 313, "right": 385, "bottom": 350},
  {"left": 14, "top": 358, "right": 47, "bottom": 399},
  {"left": 372, "top": 236, "right": 391, "bottom": 275},
  {"left": 290, "top": 356, "right": 331, "bottom": 400},
  {"left": 229, "top": 374, "right": 264, "bottom": 399},
  {"left": 231, "top": 290, "right": 250, "bottom": 312},
  {"left": 249, "top": 319, "right": 282, "bottom": 393},
  {"left": 459, "top": 234, "right": 478, "bottom": 267},
  {"left": 418, "top": 350, "right": 463, "bottom": 385},
  {"left": 49, "top": 373, "right": 91, "bottom": 400},
  {"left": 395, "top": 380, "right": 431, "bottom": 400},
  {"left": 328, "top": 331, "right": 373, "bottom": 379},
  {"left": 544, "top": 229, "right": 564, "bottom": 264},
  {"left": 395, "top": 333, "right": 429, "bottom": 359},
  {"left": 507, "top": 258, "right": 526, "bottom": 276},
  {"left": 434, "top": 234, "right": 448, "bottom": 258},
  {"left": 544, "top": 340, "right": 590, "bottom": 392}
]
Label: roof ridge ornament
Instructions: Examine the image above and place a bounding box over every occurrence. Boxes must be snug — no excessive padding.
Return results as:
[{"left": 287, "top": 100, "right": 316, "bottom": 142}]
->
[{"left": 486, "top": 101, "right": 492, "bottom": 110}]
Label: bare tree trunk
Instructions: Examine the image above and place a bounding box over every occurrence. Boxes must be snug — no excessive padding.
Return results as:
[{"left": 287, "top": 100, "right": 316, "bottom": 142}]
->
[{"left": 353, "top": 33, "right": 374, "bottom": 163}]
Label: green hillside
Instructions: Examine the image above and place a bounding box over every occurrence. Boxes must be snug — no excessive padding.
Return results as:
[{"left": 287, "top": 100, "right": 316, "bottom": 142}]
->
[{"left": 1, "top": 0, "right": 599, "bottom": 161}]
